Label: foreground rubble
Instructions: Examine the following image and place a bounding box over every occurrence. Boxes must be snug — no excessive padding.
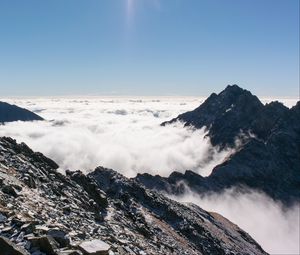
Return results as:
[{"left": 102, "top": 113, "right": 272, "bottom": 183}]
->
[{"left": 0, "top": 137, "right": 267, "bottom": 254}]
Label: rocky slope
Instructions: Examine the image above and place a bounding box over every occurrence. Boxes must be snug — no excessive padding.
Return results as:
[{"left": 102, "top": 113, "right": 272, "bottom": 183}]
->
[
  {"left": 0, "top": 137, "right": 267, "bottom": 254},
  {"left": 138, "top": 86, "right": 300, "bottom": 205},
  {"left": 0, "top": 101, "right": 43, "bottom": 123}
]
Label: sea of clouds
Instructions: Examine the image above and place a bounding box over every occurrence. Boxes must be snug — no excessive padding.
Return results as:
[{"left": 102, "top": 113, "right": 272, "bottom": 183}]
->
[
  {"left": 171, "top": 188, "right": 300, "bottom": 254},
  {"left": 0, "top": 96, "right": 236, "bottom": 177},
  {"left": 0, "top": 96, "right": 298, "bottom": 253}
]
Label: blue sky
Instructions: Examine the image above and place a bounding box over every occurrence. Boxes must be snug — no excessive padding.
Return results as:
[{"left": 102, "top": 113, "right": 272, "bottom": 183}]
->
[{"left": 0, "top": 0, "right": 299, "bottom": 96}]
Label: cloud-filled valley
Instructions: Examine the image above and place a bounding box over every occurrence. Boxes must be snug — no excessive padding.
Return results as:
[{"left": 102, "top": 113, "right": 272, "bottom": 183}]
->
[
  {"left": 0, "top": 96, "right": 299, "bottom": 254},
  {"left": 0, "top": 96, "right": 232, "bottom": 177}
]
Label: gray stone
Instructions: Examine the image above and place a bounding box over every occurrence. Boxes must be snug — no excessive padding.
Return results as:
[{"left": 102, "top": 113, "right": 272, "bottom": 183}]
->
[
  {"left": 28, "top": 235, "right": 59, "bottom": 255},
  {"left": 21, "top": 222, "right": 36, "bottom": 233},
  {"left": 48, "top": 228, "right": 70, "bottom": 247},
  {"left": 23, "top": 175, "right": 37, "bottom": 189},
  {"left": 78, "top": 239, "right": 110, "bottom": 255},
  {"left": 2, "top": 184, "right": 19, "bottom": 197},
  {"left": 0, "top": 213, "right": 7, "bottom": 223},
  {"left": 57, "top": 249, "right": 83, "bottom": 255}
]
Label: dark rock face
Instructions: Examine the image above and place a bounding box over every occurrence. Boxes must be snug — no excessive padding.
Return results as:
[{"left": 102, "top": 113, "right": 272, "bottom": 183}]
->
[
  {"left": 162, "top": 85, "right": 289, "bottom": 148},
  {"left": 66, "top": 170, "right": 108, "bottom": 209},
  {"left": 90, "top": 167, "right": 267, "bottom": 255},
  {"left": 207, "top": 102, "right": 300, "bottom": 203},
  {"left": 0, "top": 236, "right": 30, "bottom": 255},
  {"left": 2, "top": 183, "right": 20, "bottom": 197},
  {"left": 28, "top": 235, "right": 59, "bottom": 254},
  {"left": 0, "top": 137, "right": 267, "bottom": 254},
  {"left": 136, "top": 170, "right": 209, "bottom": 195},
  {"left": 0, "top": 101, "right": 44, "bottom": 123},
  {"left": 139, "top": 86, "right": 300, "bottom": 205}
]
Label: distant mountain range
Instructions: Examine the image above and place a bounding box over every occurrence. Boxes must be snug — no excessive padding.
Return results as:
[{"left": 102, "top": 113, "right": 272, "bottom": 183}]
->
[
  {"left": 137, "top": 85, "right": 300, "bottom": 205},
  {"left": 0, "top": 101, "right": 43, "bottom": 123}
]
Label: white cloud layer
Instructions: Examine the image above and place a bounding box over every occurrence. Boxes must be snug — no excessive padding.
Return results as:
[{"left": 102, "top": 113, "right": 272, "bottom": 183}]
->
[
  {"left": 0, "top": 96, "right": 231, "bottom": 177},
  {"left": 171, "top": 188, "right": 300, "bottom": 254}
]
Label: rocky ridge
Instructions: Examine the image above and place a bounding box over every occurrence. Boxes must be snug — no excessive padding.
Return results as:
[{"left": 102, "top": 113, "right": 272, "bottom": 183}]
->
[
  {"left": 0, "top": 137, "right": 267, "bottom": 255},
  {"left": 138, "top": 85, "right": 300, "bottom": 205},
  {"left": 162, "top": 85, "right": 289, "bottom": 148}
]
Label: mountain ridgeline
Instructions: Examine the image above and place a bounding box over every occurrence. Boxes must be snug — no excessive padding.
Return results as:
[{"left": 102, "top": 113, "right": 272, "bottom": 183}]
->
[
  {"left": 162, "top": 85, "right": 289, "bottom": 148},
  {"left": 0, "top": 137, "right": 267, "bottom": 255},
  {"left": 0, "top": 101, "right": 43, "bottom": 123},
  {"left": 138, "top": 85, "right": 300, "bottom": 205}
]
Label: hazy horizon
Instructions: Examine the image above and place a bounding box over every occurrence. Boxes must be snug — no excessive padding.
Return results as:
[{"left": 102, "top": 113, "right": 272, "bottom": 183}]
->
[{"left": 1, "top": 88, "right": 299, "bottom": 99}]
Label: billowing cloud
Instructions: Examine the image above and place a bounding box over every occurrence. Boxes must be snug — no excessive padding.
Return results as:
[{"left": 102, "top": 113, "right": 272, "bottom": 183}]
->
[
  {"left": 0, "top": 96, "right": 230, "bottom": 177},
  {"left": 171, "top": 188, "right": 300, "bottom": 254}
]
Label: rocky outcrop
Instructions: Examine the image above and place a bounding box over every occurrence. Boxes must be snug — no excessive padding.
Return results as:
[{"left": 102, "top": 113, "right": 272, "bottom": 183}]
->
[
  {"left": 0, "top": 137, "right": 267, "bottom": 254},
  {"left": 138, "top": 86, "right": 300, "bottom": 205},
  {"left": 0, "top": 101, "right": 43, "bottom": 123}
]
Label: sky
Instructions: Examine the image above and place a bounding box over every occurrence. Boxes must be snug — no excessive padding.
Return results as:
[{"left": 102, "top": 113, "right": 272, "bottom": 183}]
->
[{"left": 0, "top": 0, "right": 299, "bottom": 97}]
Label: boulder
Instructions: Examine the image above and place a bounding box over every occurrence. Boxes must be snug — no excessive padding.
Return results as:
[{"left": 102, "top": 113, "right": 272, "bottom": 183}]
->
[
  {"left": 28, "top": 235, "right": 59, "bottom": 255},
  {"left": 48, "top": 229, "right": 70, "bottom": 247},
  {"left": 2, "top": 184, "right": 19, "bottom": 197},
  {"left": 0, "top": 213, "right": 7, "bottom": 223},
  {"left": 78, "top": 239, "right": 110, "bottom": 255}
]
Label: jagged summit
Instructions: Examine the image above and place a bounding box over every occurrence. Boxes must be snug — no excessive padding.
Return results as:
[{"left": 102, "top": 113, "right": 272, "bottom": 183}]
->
[
  {"left": 219, "top": 84, "right": 255, "bottom": 98},
  {"left": 139, "top": 87, "right": 300, "bottom": 205},
  {"left": 0, "top": 101, "right": 43, "bottom": 123},
  {"left": 162, "top": 84, "right": 288, "bottom": 147}
]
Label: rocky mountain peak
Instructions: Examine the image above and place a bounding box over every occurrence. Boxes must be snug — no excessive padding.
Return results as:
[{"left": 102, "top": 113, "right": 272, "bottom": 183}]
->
[
  {"left": 220, "top": 84, "right": 254, "bottom": 98},
  {"left": 291, "top": 101, "right": 300, "bottom": 113},
  {"left": 197, "top": 84, "right": 261, "bottom": 110},
  {"left": 162, "top": 85, "right": 287, "bottom": 147},
  {"left": 139, "top": 87, "right": 300, "bottom": 206}
]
